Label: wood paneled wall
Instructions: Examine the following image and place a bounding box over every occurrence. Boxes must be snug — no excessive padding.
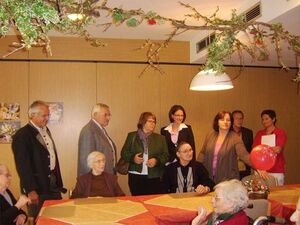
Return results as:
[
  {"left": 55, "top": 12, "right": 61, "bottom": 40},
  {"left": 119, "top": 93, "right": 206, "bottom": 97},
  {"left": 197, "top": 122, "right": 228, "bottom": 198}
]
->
[{"left": 0, "top": 37, "right": 299, "bottom": 197}]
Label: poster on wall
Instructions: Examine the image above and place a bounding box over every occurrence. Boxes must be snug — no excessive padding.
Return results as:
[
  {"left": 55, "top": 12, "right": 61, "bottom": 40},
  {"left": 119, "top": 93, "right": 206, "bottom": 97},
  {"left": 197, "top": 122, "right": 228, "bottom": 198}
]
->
[
  {"left": 47, "top": 102, "right": 64, "bottom": 124},
  {"left": 0, "top": 103, "right": 21, "bottom": 144}
]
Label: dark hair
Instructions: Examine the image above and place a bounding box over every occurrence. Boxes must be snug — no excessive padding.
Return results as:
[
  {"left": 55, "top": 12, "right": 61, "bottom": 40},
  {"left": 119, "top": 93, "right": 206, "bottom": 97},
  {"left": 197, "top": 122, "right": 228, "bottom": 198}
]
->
[
  {"left": 261, "top": 109, "right": 277, "bottom": 125},
  {"left": 213, "top": 111, "right": 233, "bottom": 132},
  {"left": 232, "top": 110, "right": 244, "bottom": 118},
  {"left": 137, "top": 112, "right": 156, "bottom": 129},
  {"left": 168, "top": 105, "right": 186, "bottom": 123}
]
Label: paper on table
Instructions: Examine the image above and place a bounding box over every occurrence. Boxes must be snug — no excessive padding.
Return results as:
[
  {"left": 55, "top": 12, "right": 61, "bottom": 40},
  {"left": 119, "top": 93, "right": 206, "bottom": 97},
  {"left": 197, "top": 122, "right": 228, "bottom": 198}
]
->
[{"left": 261, "top": 134, "right": 276, "bottom": 147}]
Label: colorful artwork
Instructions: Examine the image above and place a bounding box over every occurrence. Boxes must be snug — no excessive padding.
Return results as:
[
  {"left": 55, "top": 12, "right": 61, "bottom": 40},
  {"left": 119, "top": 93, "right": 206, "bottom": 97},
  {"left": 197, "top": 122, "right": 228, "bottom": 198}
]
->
[
  {"left": 0, "top": 121, "right": 20, "bottom": 144},
  {"left": 0, "top": 102, "right": 20, "bottom": 120},
  {"left": 0, "top": 102, "right": 20, "bottom": 144},
  {"left": 47, "top": 102, "right": 63, "bottom": 124}
]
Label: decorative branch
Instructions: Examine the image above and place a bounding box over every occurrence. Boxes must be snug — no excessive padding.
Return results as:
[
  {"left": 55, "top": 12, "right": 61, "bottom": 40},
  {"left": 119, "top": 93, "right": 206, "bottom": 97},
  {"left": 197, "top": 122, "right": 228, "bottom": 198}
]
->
[{"left": 1, "top": 0, "right": 300, "bottom": 81}]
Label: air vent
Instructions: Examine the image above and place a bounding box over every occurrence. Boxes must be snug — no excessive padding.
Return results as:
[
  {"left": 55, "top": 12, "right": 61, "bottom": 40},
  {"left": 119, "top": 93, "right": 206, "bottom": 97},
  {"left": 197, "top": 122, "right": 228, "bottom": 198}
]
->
[
  {"left": 196, "top": 33, "right": 215, "bottom": 53},
  {"left": 244, "top": 2, "right": 261, "bottom": 22}
]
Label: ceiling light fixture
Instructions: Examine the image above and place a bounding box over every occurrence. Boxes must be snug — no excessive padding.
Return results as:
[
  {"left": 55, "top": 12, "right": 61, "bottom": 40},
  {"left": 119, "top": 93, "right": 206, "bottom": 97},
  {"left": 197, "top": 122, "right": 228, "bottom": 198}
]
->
[{"left": 189, "top": 69, "right": 234, "bottom": 91}]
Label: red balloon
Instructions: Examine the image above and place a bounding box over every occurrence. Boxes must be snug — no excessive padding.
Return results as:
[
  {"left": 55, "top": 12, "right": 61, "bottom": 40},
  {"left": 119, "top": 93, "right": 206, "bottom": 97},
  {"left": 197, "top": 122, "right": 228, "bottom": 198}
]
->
[{"left": 250, "top": 144, "right": 277, "bottom": 170}]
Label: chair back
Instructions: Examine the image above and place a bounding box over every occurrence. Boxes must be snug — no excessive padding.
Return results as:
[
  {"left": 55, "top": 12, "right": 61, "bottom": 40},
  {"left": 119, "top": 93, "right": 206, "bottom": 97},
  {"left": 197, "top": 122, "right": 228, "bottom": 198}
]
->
[{"left": 244, "top": 199, "right": 269, "bottom": 221}]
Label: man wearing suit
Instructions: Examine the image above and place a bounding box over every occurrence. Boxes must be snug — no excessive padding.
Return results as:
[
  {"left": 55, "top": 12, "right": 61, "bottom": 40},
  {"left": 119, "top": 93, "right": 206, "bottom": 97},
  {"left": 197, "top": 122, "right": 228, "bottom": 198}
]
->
[
  {"left": 12, "top": 100, "right": 64, "bottom": 218},
  {"left": 77, "top": 103, "right": 117, "bottom": 176},
  {"left": 232, "top": 110, "right": 253, "bottom": 179}
]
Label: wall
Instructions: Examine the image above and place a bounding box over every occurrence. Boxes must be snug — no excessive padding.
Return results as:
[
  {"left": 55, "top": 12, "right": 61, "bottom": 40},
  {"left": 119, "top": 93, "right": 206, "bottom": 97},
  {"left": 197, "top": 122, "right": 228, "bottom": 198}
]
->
[{"left": 0, "top": 36, "right": 299, "bottom": 197}]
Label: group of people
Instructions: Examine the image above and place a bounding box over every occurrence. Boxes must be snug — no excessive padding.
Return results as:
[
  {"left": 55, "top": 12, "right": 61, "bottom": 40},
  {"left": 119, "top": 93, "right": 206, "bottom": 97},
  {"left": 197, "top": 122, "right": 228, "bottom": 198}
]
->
[{"left": 1, "top": 100, "right": 289, "bottom": 225}]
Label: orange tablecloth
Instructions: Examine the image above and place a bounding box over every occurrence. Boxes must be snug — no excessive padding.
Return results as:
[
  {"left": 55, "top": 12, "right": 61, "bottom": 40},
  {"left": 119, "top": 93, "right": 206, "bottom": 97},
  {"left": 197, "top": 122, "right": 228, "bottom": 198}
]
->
[
  {"left": 36, "top": 185, "right": 300, "bottom": 225},
  {"left": 268, "top": 184, "right": 300, "bottom": 223}
]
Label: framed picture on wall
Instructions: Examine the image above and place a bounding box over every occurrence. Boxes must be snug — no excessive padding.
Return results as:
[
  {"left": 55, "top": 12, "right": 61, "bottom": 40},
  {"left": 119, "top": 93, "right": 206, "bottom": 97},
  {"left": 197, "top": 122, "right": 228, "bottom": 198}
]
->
[
  {"left": 0, "top": 102, "right": 20, "bottom": 144},
  {"left": 47, "top": 102, "right": 64, "bottom": 124}
]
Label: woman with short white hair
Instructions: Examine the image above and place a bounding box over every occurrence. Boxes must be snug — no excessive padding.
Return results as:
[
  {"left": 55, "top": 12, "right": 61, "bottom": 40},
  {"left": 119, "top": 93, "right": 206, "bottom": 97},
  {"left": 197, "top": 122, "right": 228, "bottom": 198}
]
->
[
  {"left": 192, "top": 179, "right": 249, "bottom": 225},
  {"left": 0, "top": 164, "right": 31, "bottom": 225},
  {"left": 71, "top": 151, "right": 124, "bottom": 198}
]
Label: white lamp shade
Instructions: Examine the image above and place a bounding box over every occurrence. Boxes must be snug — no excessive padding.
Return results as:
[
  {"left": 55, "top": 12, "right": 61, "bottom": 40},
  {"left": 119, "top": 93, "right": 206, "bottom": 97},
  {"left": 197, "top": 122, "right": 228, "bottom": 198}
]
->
[{"left": 189, "top": 69, "right": 233, "bottom": 91}]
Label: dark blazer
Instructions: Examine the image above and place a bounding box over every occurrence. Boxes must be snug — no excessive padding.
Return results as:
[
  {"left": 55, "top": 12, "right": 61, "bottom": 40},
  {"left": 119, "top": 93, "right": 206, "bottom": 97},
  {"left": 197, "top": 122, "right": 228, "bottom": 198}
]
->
[
  {"left": 161, "top": 124, "right": 196, "bottom": 162},
  {"left": 0, "top": 189, "right": 27, "bottom": 225},
  {"left": 71, "top": 172, "right": 125, "bottom": 198},
  {"left": 12, "top": 123, "right": 63, "bottom": 195},
  {"left": 163, "top": 161, "right": 214, "bottom": 193},
  {"left": 78, "top": 120, "right": 117, "bottom": 176}
]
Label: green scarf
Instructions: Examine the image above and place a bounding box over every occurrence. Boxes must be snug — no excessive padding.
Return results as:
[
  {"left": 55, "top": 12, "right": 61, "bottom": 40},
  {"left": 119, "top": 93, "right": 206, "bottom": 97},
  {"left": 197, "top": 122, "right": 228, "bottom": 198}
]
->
[{"left": 207, "top": 212, "right": 234, "bottom": 225}]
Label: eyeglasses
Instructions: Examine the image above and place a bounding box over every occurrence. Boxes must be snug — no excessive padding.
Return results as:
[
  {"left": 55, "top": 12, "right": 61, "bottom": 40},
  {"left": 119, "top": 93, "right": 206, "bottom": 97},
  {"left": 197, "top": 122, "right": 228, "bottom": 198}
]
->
[
  {"left": 0, "top": 173, "right": 12, "bottom": 178},
  {"left": 213, "top": 195, "right": 224, "bottom": 201},
  {"left": 178, "top": 149, "right": 193, "bottom": 154},
  {"left": 147, "top": 120, "right": 156, "bottom": 124},
  {"left": 174, "top": 114, "right": 184, "bottom": 117}
]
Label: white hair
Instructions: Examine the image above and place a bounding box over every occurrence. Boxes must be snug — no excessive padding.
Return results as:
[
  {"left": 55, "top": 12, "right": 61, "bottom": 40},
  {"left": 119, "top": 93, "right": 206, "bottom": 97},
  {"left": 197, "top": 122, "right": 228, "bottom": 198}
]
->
[
  {"left": 91, "top": 103, "right": 109, "bottom": 119},
  {"left": 87, "top": 151, "right": 105, "bottom": 169},
  {"left": 28, "top": 100, "right": 48, "bottom": 119},
  {"left": 214, "top": 179, "right": 249, "bottom": 214}
]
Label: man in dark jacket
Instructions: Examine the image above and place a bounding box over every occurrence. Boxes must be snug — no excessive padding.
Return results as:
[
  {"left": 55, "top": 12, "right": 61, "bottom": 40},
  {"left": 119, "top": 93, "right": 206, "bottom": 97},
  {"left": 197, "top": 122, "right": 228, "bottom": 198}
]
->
[{"left": 12, "top": 100, "right": 64, "bottom": 218}]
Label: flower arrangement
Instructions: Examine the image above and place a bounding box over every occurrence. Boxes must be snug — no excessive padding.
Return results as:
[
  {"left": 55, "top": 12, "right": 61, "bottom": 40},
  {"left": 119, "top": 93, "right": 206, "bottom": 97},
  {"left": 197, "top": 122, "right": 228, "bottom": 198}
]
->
[{"left": 243, "top": 178, "right": 269, "bottom": 199}]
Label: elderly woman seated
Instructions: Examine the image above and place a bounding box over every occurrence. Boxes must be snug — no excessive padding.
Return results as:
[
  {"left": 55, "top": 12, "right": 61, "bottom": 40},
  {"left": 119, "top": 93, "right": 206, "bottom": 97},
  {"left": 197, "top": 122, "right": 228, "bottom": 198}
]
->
[
  {"left": 163, "top": 142, "right": 214, "bottom": 194},
  {"left": 71, "top": 151, "right": 125, "bottom": 198},
  {"left": 0, "top": 164, "right": 31, "bottom": 225},
  {"left": 192, "top": 179, "right": 249, "bottom": 225}
]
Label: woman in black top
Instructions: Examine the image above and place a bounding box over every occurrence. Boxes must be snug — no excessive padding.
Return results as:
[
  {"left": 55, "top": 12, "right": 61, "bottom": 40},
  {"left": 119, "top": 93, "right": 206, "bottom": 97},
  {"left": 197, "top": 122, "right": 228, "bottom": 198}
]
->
[{"left": 161, "top": 105, "right": 196, "bottom": 163}]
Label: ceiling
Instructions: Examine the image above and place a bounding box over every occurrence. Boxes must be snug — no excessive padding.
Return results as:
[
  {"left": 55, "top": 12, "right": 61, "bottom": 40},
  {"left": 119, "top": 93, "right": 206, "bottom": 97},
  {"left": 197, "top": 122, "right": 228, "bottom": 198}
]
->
[{"left": 50, "top": 0, "right": 300, "bottom": 67}]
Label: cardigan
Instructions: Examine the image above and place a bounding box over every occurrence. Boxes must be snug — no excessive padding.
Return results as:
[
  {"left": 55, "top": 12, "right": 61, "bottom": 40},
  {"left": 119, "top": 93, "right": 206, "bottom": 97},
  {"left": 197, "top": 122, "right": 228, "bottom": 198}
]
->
[
  {"left": 163, "top": 161, "right": 215, "bottom": 193},
  {"left": 71, "top": 171, "right": 124, "bottom": 198},
  {"left": 0, "top": 189, "right": 27, "bottom": 225},
  {"left": 121, "top": 131, "right": 169, "bottom": 179},
  {"left": 197, "top": 130, "right": 251, "bottom": 184}
]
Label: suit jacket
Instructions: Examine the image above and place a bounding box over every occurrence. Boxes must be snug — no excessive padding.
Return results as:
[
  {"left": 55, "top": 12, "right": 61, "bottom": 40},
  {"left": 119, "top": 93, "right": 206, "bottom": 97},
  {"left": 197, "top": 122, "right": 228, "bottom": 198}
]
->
[
  {"left": 241, "top": 127, "right": 253, "bottom": 153},
  {"left": 121, "top": 131, "right": 169, "bottom": 179},
  {"left": 71, "top": 172, "right": 125, "bottom": 198},
  {"left": 12, "top": 123, "right": 63, "bottom": 195},
  {"left": 197, "top": 130, "right": 251, "bottom": 184},
  {"left": 161, "top": 124, "right": 196, "bottom": 162},
  {"left": 78, "top": 120, "right": 117, "bottom": 176},
  {"left": 0, "top": 189, "right": 27, "bottom": 225}
]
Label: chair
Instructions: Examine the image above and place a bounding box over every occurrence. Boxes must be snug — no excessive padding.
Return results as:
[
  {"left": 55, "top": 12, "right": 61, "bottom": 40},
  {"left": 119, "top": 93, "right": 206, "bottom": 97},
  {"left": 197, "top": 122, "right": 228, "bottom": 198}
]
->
[
  {"left": 242, "top": 174, "right": 278, "bottom": 188},
  {"left": 244, "top": 199, "right": 270, "bottom": 221}
]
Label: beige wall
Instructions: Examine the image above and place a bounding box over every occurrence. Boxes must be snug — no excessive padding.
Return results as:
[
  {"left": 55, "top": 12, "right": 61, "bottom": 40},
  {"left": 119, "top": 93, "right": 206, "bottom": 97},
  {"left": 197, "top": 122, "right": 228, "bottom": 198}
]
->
[{"left": 0, "top": 36, "right": 299, "bottom": 197}]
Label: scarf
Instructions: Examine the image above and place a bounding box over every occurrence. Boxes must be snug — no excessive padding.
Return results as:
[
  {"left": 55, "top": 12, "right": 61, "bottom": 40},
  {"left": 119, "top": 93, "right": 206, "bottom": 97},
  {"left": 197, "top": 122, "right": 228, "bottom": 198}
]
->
[
  {"left": 207, "top": 212, "right": 234, "bottom": 225},
  {"left": 137, "top": 128, "right": 151, "bottom": 153}
]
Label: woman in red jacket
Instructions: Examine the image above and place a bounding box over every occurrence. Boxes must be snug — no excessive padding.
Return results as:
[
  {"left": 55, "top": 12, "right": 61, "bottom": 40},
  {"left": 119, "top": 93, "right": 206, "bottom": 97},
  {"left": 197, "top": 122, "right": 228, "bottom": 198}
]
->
[{"left": 253, "top": 109, "right": 287, "bottom": 185}]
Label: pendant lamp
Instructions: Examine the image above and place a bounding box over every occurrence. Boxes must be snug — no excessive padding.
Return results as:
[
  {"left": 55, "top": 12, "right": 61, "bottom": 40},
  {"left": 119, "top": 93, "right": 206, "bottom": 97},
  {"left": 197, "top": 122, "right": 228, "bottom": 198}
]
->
[{"left": 189, "top": 69, "right": 233, "bottom": 91}]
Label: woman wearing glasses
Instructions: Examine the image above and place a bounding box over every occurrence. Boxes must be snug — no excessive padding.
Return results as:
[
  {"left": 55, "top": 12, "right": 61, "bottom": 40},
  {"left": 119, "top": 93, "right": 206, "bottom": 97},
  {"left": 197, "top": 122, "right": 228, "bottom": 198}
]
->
[
  {"left": 121, "top": 112, "right": 169, "bottom": 196},
  {"left": 0, "top": 164, "right": 31, "bottom": 225},
  {"left": 192, "top": 179, "right": 250, "bottom": 225},
  {"left": 161, "top": 105, "right": 196, "bottom": 163},
  {"left": 163, "top": 142, "right": 214, "bottom": 194}
]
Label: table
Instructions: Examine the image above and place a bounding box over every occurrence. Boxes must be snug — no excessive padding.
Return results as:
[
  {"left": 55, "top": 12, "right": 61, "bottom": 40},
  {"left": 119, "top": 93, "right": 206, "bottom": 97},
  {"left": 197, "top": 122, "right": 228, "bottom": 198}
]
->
[{"left": 36, "top": 185, "right": 300, "bottom": 225}]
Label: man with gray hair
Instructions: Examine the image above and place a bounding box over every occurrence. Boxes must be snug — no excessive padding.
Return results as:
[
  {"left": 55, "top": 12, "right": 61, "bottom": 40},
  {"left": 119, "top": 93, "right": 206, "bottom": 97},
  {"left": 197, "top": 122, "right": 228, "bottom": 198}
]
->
[
  {"left": 12, "top": 100, "right": 64, "bottom": 219},
  {"left": 77, "top": 103, "right": 117, "bottom": 176}
]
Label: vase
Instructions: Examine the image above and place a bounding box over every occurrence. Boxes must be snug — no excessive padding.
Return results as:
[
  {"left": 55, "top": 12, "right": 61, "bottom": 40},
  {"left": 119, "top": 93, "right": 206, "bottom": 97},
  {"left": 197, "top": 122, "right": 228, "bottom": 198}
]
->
[{"left": 248, "top": 192, "right": 268, "bottom": 199}]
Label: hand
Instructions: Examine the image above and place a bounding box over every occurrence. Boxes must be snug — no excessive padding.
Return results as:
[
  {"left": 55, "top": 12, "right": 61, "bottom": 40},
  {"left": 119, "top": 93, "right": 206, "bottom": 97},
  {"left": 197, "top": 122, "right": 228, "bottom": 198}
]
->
[
  {"left": 14, "top": 214, "right": 26, "bottom": 225},
  {"left": 15, "top": 195, "right": 31, "bottom": 209},
  {"left": 195, "top": 185, "right": 210, "bottom": 195},
  {"left": 271, "top": 146, "right": 281, "bottom": 154},
  {"left": 146, "top": 158, "right": 157, "bottom": 168},
  {"left": 192, "top": 207, "right": 207, "bottom": 225},
  {"left": 134, "top": 153, "right": 143, "bottom": 164},
  {"left": 28, "top": 191, "right": 39, "bottom": 205},
  {"left": 256, "top": 170, "right": 270, "bottom": 180}
]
